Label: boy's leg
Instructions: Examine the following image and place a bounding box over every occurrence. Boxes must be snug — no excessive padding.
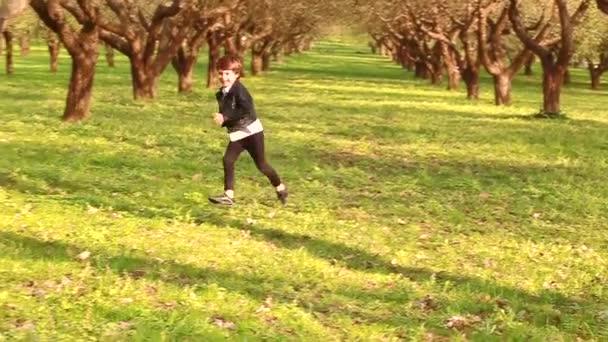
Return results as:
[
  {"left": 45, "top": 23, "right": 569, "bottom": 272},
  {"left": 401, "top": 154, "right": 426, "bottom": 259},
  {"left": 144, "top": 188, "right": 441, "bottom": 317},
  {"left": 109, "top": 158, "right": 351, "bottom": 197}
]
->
[
  {"left": 210, "top": 140, "right": 244, "bottom": 205},
  {"left": 243, "top": 132, "right": 288, "bottom": 204},
  {"left": 223, "top": 140, "right": 245, "bottom": 193},
  {"left": 243, "top": 132, "right": 281, "bottom": 187}
]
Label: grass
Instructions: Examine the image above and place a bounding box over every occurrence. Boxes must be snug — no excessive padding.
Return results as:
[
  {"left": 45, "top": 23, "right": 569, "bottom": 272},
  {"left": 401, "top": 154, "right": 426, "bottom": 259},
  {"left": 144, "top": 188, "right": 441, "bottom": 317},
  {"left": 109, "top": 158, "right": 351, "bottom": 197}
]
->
[{"left": 1, "top": 39, "right": 607, "bottom": 340}]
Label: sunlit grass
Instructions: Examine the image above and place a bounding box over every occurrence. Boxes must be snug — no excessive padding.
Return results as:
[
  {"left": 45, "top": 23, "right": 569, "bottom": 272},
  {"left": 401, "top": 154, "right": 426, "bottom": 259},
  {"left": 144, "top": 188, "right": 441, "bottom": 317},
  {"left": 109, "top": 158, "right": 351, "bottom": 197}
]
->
[{"left": 1, "top": 40, "right": 607, "bottom": 340}]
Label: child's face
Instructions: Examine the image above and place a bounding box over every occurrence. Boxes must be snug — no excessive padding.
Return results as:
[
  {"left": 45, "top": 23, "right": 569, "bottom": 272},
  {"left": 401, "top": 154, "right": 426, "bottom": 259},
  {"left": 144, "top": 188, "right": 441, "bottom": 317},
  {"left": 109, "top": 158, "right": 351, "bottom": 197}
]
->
[{"left": 218, "top": 69, "right": 238, "bottom": 88}]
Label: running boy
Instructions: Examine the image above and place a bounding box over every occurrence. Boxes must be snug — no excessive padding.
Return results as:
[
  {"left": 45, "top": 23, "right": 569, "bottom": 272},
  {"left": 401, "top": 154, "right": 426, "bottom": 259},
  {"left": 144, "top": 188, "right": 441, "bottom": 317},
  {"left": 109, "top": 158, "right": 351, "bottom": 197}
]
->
[{"left": 208, "top": 55, "right": 287, "bottom": 206}]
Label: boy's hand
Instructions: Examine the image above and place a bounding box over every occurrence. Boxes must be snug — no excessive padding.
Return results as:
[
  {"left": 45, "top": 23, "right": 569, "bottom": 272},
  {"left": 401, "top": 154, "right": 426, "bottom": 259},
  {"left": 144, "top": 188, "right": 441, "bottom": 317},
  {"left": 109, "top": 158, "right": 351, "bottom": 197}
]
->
[{"left": 213, "top": 113, "right": 224, "bottom": 125}]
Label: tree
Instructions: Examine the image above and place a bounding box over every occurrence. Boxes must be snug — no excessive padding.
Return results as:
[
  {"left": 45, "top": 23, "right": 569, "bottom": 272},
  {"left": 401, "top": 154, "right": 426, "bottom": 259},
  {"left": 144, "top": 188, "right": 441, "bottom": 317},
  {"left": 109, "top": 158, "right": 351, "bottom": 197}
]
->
[
  {"left": 509, "top": 0, "right": 591, "bottom": 115},
  {"left": 30, "top": 0, "right": 100, "bottom": 121},
  {"left": 1, "top": 0, "right": 31, "bottom": 74},
  {"left": 0, "top": 0, "right": 29, "bottom": 32},
  {"left": 3, "top": 27, "right": 13, "bottom": 74},
  {"left": 171, "top": 0, "right": 231, "bottom": 92},
  {"left": 98, "top": 0, "right": 194, "bottom": 100},
  {"left": 478, "top": 0, "right": 549, "bottom": 106},
  {"left": 416, "top": 0, "right": 482, "bottom": 97},
  {"left": 573, "top": 5, "right": 608, "bottom": 89},
  {"left": 45, "top": 28, "right": 60, "bottom": 72}
]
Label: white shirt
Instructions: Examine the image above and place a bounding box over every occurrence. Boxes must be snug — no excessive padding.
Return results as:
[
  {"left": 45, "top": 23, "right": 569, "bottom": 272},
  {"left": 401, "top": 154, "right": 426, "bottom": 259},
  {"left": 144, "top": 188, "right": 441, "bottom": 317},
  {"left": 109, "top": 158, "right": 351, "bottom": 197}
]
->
[{"left": 229, "top": 119, "right": 263, "bottom": 142}]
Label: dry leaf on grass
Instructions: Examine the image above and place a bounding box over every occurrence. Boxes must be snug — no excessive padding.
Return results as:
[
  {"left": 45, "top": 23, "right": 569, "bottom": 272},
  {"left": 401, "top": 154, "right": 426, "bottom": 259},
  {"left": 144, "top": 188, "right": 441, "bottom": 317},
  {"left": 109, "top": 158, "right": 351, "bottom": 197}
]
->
[
  {"left": 77, "top": 251, "right": 91, "bottom": 261},
  {"left": 416, "top": 295, "right": 439, "bottom": 311},
  {"left": 445, "top": 315, "right": 482, "bottom": 330},
  {"left": 211, "top": 317, "right": 236, "bottom": 330},
  {"left": 255, "top": 297, "right": 273, "bottom": 313},
  {"left": 119, "top": 298, "right": 134, "bottom": 304}
]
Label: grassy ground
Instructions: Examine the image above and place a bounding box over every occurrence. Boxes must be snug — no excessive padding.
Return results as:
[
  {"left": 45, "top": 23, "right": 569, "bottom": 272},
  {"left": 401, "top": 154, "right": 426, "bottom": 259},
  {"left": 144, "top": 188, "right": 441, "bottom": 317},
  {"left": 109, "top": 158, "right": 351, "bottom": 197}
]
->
[{"left": 1, "top": 40, "right": 607, "bottom": 341}]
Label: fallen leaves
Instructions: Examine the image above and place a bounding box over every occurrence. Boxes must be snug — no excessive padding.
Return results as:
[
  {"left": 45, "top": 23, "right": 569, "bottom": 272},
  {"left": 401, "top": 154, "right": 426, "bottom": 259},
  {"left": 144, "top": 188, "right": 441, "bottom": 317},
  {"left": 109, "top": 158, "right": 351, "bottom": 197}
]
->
[
  {"left": 119, "top": 298, "right": 134, "bottom": 304},
  {"left": 118, "top": 321, "right": 134, "bottom": 330},
  {"left": 87, "top": 205, "right": 99, "bottom": 215},
  {"left": 445, "top": 315, "right": 482, "bottom": 330},
  {"left": 158, "top": 301, "right": 178, "bottom": 311},
  {"left": 211, "top": 317, "right": 236, "bottom": 330},
  {"left": 543, "top": 280, "right": 559, "bottom": 289},
  {"left": 597, "top": 309, "right": 608, "bottom": 321},
  {"left": 478, "top": 192, "right": 492, "bottom": 200},
  {"left": 255, "top": 297, "right": 273, "bottom": 313},
  {"left": 13, "top": 318, "right": 36, "bottom": 330},
  {"left": 77, "top": 250, "right": 91, "bottom": 261},
  {"left": 416, "top": 295, "right": 439, "bottom": 312}
]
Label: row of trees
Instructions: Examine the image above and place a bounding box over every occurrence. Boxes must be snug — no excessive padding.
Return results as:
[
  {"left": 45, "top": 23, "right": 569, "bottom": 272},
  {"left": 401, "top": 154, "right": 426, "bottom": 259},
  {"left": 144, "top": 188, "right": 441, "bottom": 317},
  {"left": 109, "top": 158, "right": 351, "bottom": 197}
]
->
[
  {"left": 2, "top": 0, "right": 607, "bottom": 121},
  {"left": 1, "top": 0, "right": 333, "bottom": 121},
  {"left": 361, "top": 0, "right": 608, "bottom": 116}
]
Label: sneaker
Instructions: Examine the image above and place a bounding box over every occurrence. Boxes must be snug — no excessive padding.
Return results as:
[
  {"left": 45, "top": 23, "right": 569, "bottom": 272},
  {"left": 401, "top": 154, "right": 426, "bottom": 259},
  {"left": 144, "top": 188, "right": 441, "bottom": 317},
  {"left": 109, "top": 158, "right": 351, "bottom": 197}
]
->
[
  {"left": 276, "top": 187, "right": 288, "bottom": 205},
  {"left": 208, "top": 193, "right": 235, "bottom": 206}
]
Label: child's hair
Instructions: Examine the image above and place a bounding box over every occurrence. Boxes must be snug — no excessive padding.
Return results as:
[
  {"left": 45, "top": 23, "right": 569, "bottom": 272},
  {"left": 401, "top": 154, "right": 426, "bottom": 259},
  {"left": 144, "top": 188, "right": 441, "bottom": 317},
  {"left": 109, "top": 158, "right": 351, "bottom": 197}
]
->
[{"left": 217, "top": 55, "right": 242, "bottom": 76}]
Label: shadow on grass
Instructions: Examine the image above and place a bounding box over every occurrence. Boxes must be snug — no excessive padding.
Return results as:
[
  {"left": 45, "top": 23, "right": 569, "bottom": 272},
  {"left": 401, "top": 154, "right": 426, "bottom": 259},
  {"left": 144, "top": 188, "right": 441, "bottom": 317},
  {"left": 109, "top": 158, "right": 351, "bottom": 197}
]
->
[
  {"left": 0, "top": 229, "right": 601, "bottom": 335},
  {"left": 2, "top": 117, "right": 608, "bottom": 243}
]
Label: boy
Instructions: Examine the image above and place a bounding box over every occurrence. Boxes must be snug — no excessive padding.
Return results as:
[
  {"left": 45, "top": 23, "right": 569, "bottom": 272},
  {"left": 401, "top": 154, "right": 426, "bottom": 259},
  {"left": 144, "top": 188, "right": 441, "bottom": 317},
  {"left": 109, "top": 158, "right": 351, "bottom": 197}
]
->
[{"left": 208, "top": 55, "right": 288, "bottom": 206}]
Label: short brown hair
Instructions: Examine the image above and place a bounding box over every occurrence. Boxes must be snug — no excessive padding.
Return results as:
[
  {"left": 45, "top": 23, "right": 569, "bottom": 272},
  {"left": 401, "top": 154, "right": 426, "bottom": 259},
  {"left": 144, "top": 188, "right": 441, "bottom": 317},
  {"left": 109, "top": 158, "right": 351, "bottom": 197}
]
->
[{"left": 217, "top": 55, "right": 242, "bottom": 75}]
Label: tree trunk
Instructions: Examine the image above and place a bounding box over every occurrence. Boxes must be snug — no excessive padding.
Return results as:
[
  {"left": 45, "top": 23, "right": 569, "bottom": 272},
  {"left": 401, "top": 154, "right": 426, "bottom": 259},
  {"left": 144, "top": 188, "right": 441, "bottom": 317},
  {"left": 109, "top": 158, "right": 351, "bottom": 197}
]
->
[
  {"left": 589, "top": 64, "right": 604, "bottom": 90},
  {"left": 172, "top": 54, "right": 196, "bottom": 93},
  {"left": 63, "top": 53, "right": 97, "bottom": 121},
  {"left": 272, "top": 51, "right": 282, "bottom": 63},
  {"left": 251, "top": 48, "right": 263, "bottom": 76},
  {"left": 524, "top": 55, "right": 535, "bottom": 75},
  {"left": 178, "top": 62, "right": 195, "bottom": 92},
  {"left": 429, "top": 66, "right": 441, "bottom": 85},
  {"left": 369, "top": 41, "right": 377, "bottom": 54},
  {"left": 446, "top": 67, "right": 460, "bottom": 90},
  {"left": 3, "top": 30, "right": 13, "bottom": 75},
  {"left": 19, "top": 34, "right": 29, "bottom": 56},
  {"left": 105, "top": 44, "right": 114, "bottom": 67},
  {"left": 48, "top": 38, "right": 60, "bottom": 73},
  {"left": 462, "top": 66, "right": 480, "bottom": 100},
  {"left": 599, "top": 0, "right": 608, "bottom": 14},
  {"left": 262, "top": 52, "right": 271, "bottom": 71},
  {"left": 542, "top": 66, "right": 564, "bottom": 114},
  {"left": 379, "top": 44, "right": 388, "bottom": 56},
  {"left": 207, "top": 40, "right": 221, "bottom": 89},
  {"left": 493, "top": 73, "right": 512, "bottom": 105},
  {"left": 130, "top": 59, "right": 157, "bottom": 100},
  {"left": 442, "top": 45, "right": 460, "bottom": 90},
  {"left": 590, "top": 69, "right": 601, "bottom": 90},
  {"left": 563, "top": 68, "right": 571, "bottom": 85},
  {"left": 414, "top": 61, "right": 428, "bottom": 79}
]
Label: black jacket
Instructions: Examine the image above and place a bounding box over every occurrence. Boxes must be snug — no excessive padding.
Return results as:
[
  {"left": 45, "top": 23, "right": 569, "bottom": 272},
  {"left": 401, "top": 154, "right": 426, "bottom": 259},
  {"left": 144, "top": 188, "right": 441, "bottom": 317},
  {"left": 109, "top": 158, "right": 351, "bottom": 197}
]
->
[{"left": 215, "top": 80, "right": 258, "bottom": 133}]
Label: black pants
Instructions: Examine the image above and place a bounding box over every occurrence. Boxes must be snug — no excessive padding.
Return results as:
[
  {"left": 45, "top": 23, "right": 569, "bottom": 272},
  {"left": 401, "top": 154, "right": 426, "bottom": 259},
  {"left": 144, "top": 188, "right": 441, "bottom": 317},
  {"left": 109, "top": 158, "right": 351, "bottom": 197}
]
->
[{"left": 223, "top": 131, "right": 281, "bottom": 191}]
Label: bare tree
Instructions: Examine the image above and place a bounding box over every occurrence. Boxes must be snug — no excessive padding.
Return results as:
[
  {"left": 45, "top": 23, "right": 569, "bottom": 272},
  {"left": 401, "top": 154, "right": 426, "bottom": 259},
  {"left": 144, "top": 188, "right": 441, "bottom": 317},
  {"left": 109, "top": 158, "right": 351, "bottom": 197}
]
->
[
  {"left": 587, "top": 53, "right": 608, "bottom": 89},
  {"left": 30, "top": 0, "right": 100, "bottom": 121},
  {"left": 478, "top": 1, "right": 549, "bottom": 106},
  {"left": 46, "top": 29, "right": 60, "bottom": 72},
  {"left": 171, "top": 1, "right": 231, "bottom": 92},
  {"left": 0, "top": 0, "right": 29, "bottom": 32},
  {"left": 509, "top": 0, "right": 591, "bottom": 115},
  {"left": 98, "top": 0, "right": 194, "bottom": 100}
]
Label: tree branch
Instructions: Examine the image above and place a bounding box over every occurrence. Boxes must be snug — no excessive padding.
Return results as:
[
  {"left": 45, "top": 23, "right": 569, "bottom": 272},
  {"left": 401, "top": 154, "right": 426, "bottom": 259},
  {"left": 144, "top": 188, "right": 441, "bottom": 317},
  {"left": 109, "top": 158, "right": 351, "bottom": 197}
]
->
[{"left": 508, "top": 0, "right": 550, "bottom": 59}]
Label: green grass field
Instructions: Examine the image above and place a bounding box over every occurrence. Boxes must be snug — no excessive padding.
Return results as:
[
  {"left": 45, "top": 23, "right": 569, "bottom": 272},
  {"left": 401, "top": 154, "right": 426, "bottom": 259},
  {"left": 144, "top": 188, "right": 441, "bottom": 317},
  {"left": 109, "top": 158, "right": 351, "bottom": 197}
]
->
[{"left": 1, "top": 40, "right": 608, "bottom": 341}]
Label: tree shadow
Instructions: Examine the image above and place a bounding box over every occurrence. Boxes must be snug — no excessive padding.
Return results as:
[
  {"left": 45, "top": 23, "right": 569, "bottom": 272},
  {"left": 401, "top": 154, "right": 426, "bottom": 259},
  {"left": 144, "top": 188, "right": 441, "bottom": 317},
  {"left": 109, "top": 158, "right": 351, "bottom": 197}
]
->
[{"left": 0, "top": 230, "right": 601, "bottom": 336}]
